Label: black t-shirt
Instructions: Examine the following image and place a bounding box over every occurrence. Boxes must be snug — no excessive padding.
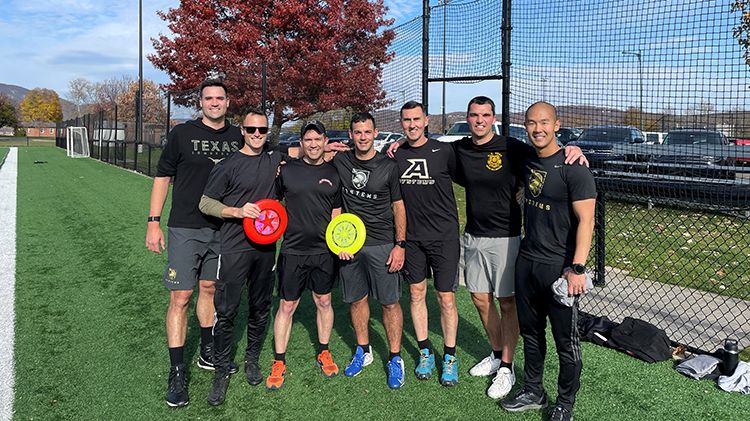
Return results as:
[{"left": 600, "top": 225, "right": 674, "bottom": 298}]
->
[
  {"left": 394, "top": 138, "right": 459, "bottom": 240},
  {"left": 519, "top": 149, "right": 597, "bottom": 265},
  {"left": 332, "top": 151, "right": 402, "bottom": 246},
  {"left": 454, "top": 134, "right": 535, "bottom": 238},
  {"left": 203, "top": 149, "right": 284, "bottom": 254},
  {"left": 276, "top": 159, "right": 342, "bottom": 255},
  {"left": 156, "top": 119, "right": 242, "bottom": 229}
]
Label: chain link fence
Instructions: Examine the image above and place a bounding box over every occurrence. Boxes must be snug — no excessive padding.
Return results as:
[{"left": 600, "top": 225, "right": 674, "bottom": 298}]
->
[{"left": 54, "top": 0, "right": 750, "bottom": 353}]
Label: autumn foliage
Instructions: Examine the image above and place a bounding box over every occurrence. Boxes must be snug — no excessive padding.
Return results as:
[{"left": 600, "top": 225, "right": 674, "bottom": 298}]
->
[
  {"left": 117, "top": 80, "right": 167, "bottom": 123},
  {"left": 149, "top": 0, "right": 395, "bottom": 137},
  {"left": 19, "top": 89, "right": 63, "bottom": 123}
]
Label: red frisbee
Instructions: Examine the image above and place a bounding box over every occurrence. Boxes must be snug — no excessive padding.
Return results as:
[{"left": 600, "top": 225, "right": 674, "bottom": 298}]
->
[{"left": 243, "top": 199, "right": 288, "bottom": 244}]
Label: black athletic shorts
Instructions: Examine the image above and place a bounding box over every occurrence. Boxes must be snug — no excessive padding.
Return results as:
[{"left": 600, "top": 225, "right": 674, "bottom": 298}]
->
[
  {"left": 403, "top": 239, "right": 460, "bottom": 292},
  {"left": 277, "top": 252, "right": 337, "bottom": 301}
]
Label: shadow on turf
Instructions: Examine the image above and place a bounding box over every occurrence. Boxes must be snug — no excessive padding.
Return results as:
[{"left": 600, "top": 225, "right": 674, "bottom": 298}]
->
[{"left": 189, "top": 280, "right": 498, "bottom": 378}]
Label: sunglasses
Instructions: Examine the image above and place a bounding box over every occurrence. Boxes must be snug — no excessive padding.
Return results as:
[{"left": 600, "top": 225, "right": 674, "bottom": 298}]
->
[{"left": 243, "top": 126, "right": 269, "bottom": 134}]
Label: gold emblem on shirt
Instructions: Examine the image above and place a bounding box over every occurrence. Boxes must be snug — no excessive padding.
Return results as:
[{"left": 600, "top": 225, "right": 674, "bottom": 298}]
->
[
  {"left": 168, "top": 268, "right": 177, "bottom": 281},
  {"left": 486, "top": 152, "right": 503, "bottom": 171},
  {"left": 529, "top": 168, "right": 547, "bottom": 197}
]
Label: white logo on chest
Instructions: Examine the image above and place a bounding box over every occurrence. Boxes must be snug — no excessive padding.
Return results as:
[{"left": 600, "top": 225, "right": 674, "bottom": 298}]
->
[
  {"left": 401, "top": 159, "right": 430, "bottom": 179},
  {"left": 352, "top": 168, "right": 370, "bottom": 189}
]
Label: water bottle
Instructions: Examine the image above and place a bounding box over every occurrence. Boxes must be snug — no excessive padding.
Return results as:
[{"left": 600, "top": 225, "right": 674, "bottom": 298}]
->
[{"left": 721, "top": 338, "right": 739, "bottom": 376}]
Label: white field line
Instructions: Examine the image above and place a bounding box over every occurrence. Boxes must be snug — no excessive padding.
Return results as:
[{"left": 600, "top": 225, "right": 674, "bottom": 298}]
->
[{"left": 0, "top": 148, "right": 18, "bottom": 420}]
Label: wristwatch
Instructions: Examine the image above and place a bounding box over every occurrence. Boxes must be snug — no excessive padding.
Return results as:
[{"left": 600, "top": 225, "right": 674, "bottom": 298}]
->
[
  {"left": 395, "top": 240, "right": 407, "bottom": 248},
  {"left": 147, "top": 216, "right": 161, "bottom": 222},
  {"left": 570, "top": 263, "right": 586, "bottom": 275}
]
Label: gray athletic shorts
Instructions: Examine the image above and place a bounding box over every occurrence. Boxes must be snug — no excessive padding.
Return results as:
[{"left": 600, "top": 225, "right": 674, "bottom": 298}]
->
[
  {"left": 163, "top": 227, "right": 221, "bottom": 291},
  {"left": 462, "top": 233, "right": 520, "bottom": 298},
  {"left": 339, "top": 243, "right": 402, "bottom": 305}
]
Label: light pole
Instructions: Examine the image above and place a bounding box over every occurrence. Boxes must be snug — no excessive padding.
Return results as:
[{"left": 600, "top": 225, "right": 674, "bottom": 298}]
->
[
  {"left": 440, "top": 0, "right": 450, "bottom": 134},
  {"left": 622, "top": 49, "right": 643, "bottom": 130},
  {"left": 540, "top": 77, "right": 548, "bottom": 101}
]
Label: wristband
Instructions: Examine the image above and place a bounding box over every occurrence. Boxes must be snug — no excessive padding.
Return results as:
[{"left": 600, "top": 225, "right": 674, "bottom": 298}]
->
[{"left": 147, "top": 216, "right": 161, "bottom": 222}]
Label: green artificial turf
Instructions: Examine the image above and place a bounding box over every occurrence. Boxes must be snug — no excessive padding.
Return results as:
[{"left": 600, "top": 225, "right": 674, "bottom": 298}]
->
[{"left": 11, "top": 148, "right": 750, "bottom": 420}]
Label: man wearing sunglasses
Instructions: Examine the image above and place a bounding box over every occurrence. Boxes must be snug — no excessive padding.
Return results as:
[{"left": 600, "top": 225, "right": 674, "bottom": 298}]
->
[
  {"left": 146, "top": 79, "right": 242, "bottom": 408},
  {"left": 198, "top": 108, "right": 285, "bottom": 406}
]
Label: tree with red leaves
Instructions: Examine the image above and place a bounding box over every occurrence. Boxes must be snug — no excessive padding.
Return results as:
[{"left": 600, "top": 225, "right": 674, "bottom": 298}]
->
[{"left": 150, "top": 0, "right": 394, "bottom": 142}]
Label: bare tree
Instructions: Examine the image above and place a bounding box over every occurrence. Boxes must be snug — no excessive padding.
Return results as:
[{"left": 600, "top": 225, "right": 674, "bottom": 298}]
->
[{"left": 67, "top": 78, "right": 95, "bottom": 117}]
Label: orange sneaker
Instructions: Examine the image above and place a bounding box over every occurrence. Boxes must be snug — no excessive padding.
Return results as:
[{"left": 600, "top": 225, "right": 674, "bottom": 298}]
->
[
  {"left": 265, "top": 360, "right": 286, "bottom": 390},
  {"left": 317, "top": 350, "right": 339, "bottom": 377}
]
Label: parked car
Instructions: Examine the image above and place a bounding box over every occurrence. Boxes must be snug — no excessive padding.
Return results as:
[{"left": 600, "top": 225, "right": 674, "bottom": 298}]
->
[
  {"left": 437, "top": 121, "right": 527, "bottom": 142},
  {"left": 374, "top": 131, "right": 403, "bottom": 152},
  {"left": 736, "top": 138, "right": 750, "bottom": 165},
  {"left": 567, "top": 126, "right": 646, "bottom": 168},
  {"left": 652, "top": 130, "right": 734, "bottom": 178},
  {"left": 556, "top": 127, "right": 582, "bottom": 145},
  {"left": 643, "top": 131, "right": 666, "bottom": 144}
]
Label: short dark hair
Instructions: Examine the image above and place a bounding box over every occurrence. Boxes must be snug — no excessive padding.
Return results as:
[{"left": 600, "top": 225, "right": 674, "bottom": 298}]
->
[
  {"left": 243, "top": 106, "right": 267, "bottom": 120},
  {"left": 525, "top": 101, "right": 558, "bottom": 121},
  {"left": 350, "top": 112, "right": 377, "bottom": 130},
  {"left": 200, "top": 79, "right": 228, "bottom": 97},
  {"left": 467, "top": 96, "right": 495, "bottom": 115},
  {"left": 400, "top": 101, "right": 426, "bottom": 118}
]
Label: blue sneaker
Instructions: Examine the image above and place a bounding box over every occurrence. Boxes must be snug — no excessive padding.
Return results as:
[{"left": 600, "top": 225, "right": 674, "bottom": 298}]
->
[
  {"left": 414, "top": 348, "right": 435, "bottom": 380},
  {"left": 440, "top": 354, "right": 458, "bottom": 387},
  {"left": 344, "top": 345, "right": 373, "bottom": 377},
  {"left": 387, "top": 356, "right": 405, "bottom": 389}
]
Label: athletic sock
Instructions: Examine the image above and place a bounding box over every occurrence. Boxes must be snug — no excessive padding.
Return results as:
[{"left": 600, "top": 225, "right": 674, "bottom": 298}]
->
[
  {"left": 318, "top": 343, "right": 329, "bottom": 354},
  {"left": 444, "top": 345, "right": 456, "bottom": 357},
  {"left": 500, "top": 360, "right": 513, "bottom": 370},
  {"left": 200, "top": 327, "right": 213, "bottom": 348},
  {"left": 389, "top": 352, "right": 401, "bottom": 361},
  {"left": 492, "top": 349, "right": 503, "bottom": 360},
  {"left": 358, "top": 343, "right": 370, "bottom": 353},
  {"left": 274, "top": 352, "right": 286, "bottom": 363},
  {"left": 417, "top": 339, "right": 431, "bottom": 353},
  {"left": 169, "top": 346, "right": 184, "bottom": 367}
]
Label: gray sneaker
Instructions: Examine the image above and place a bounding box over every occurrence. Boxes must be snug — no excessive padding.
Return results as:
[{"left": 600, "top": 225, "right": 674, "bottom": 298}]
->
[{"left": 500, "top": 387, "right": 548, "bottom": 412}]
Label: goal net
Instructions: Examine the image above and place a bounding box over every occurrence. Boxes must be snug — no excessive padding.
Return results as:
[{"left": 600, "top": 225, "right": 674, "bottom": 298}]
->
[{"left": 66, "top": 127, "right": 90, "bottom": 158}]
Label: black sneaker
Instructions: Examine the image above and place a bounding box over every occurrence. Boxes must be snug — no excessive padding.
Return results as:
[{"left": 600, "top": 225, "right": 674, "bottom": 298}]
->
[
  {"left": 197, "top": 344, "right": 239, "bottom": 374},
  {"left": 500, "top": 387, "right": 548, "bottom": 412},
  {"left": 245, "top": 360, "right": 263, "bottom": 386},
  {"left": 166, "top": 364, "right": 189, "bottom": 408},
  {"left": 549, "top": 405, "right": 574, "bottom": 421},
  {"left": 207, "top": 372, "right": 231, "bottom": 406}
]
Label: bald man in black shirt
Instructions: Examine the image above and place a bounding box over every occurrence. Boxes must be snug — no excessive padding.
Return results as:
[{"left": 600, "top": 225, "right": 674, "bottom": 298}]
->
[{"left": 500, "top": 102, "right": 596, "bottom": 421}]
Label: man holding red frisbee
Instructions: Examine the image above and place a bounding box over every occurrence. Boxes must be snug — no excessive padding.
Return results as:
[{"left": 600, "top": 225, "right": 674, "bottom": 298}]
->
[{"left": 199, "top": 107, "right": 284, "bottom": 406}]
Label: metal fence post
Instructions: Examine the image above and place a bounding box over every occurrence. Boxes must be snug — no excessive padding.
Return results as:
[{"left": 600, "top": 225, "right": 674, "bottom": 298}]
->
[{"left": 595, "top": 191, "right": 606, "bottom": 286}]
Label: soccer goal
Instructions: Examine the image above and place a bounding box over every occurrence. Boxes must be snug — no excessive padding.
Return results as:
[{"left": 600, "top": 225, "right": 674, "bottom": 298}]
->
[{"left": 66, "top": 127, "right": 90, "bottom": 158}]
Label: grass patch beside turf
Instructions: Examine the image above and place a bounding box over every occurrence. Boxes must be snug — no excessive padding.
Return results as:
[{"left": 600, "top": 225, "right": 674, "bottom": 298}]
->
[{"left": 11, "top": 148, "right": 750, "bottom": 420}]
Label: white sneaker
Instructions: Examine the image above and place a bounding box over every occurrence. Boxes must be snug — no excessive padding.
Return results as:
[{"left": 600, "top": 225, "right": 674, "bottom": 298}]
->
[
  {"left": 469, "top": 353, "right": 502, "bottom": 377},
  {"left": 363, "top": 346, "right": 374, "bottom": 367},
  {"left": 487, "top": 365, "right": 515, "bottom": 399}
]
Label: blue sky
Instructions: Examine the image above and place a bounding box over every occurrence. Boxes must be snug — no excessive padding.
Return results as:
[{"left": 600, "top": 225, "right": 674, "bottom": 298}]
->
[
  {"left": 0, "top": 0, "right": 747, "bottom": 117},
  {"left": 0, "top": 1, "right": 430, "bottom": 102}
]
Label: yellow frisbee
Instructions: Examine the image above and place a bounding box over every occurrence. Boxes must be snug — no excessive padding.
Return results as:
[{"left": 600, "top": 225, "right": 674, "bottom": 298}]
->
[{"left": 326, "top": 213, "right": 367, "bottom": 255}]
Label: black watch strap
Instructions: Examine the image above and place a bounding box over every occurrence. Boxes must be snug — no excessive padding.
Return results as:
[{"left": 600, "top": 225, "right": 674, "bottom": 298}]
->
[
  {"left": 147, "top": 216, "right": 161, "bottom": 222},
  {"left": 395, "top": 240, "right": 406, "bottom": 248},
  {"left": 571, "top": 263, "right": 586, "bottom": 275}
]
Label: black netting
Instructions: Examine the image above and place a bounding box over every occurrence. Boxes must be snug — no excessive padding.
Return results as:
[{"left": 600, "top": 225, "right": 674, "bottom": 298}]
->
[
  {"left": 53, "top": 0, "right": 750, "bottom": 353},
  {"left": 511, "top": 0, "right": 750, "bottom": 352}
]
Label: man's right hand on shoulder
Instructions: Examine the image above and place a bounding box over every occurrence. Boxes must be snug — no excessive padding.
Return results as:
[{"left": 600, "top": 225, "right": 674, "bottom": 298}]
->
[
  {"left": 385, "top": 138, "right": 407, "bottom": 158},
  {"left": 145, "top": 222, "right": 166, "bottom": 254}
]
